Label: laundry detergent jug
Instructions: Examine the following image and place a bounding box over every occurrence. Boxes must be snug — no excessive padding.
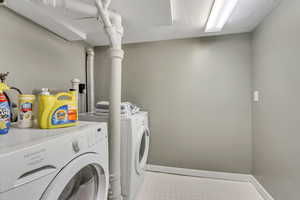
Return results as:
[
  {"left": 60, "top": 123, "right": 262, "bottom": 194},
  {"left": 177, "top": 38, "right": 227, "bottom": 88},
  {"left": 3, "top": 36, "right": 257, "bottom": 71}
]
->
[
  {"left": 0, "top": 83, "right": 11, "bottom": 134},
  {"left": 38, "top": 89, "right": 78, "bottom": 129}
]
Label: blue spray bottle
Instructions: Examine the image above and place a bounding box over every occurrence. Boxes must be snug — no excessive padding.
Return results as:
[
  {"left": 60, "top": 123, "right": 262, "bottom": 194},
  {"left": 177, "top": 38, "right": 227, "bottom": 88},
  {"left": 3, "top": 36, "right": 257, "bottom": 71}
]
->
[{"left": 0, "top": 82, "right": 11, "bottom": 134}]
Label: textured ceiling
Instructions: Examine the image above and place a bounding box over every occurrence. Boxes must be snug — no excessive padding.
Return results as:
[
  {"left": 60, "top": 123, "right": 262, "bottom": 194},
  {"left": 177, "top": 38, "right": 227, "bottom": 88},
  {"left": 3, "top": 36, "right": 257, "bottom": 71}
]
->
[{"left": 6, "top": 0, "right": 281, "bottom": 46}]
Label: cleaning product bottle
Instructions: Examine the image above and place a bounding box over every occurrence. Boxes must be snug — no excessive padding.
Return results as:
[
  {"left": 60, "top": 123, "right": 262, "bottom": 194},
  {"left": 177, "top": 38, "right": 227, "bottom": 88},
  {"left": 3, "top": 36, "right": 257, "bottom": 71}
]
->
[
  {"left": 38, "top": 89, "right": 78, "bottom": 129},
  {"left": 17, "top": 94, "right": 35, "bottom": 128},
  {"left": 0, "top": 82, "right": 11, "bottom": 134}
]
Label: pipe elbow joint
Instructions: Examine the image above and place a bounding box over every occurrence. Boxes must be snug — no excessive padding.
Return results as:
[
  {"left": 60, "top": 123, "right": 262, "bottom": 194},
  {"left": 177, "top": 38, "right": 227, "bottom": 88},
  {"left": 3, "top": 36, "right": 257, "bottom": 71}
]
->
[{"left": 108, "top": 10, "right": 122, "bottom": 27}]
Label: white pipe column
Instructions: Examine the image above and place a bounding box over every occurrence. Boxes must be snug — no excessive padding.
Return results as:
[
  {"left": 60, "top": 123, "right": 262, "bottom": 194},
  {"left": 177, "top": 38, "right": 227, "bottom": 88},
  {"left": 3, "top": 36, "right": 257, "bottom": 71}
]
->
[
  {"left": 38, "top": 1, "right": 124, "bottom": 199},
  {"left": 95, "top": 1, "right": 124, "bottom": 200},
  {"left": 86, "top": 48, "right": 96, "bottom": 113},
  {"left": 108, "top": 48, "right": 124, "bottom": 200}
]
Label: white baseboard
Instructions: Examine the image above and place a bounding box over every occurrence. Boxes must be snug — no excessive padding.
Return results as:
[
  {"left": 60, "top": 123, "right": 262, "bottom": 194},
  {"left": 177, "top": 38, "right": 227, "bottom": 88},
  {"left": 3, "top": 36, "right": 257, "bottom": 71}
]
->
[
  {"left": 249, "top": 176, "right": 274, "bottom": 200},
  {"left": 146, "top": 164, "right": 252, "bottom": 182},
  {"left": 146, "top": 164, "right": 274, "bottom": 200}
]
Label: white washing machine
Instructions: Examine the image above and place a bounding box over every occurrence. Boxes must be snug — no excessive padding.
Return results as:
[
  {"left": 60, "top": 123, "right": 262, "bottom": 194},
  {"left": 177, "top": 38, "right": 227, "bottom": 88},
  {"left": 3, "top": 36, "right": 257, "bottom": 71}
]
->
[
  {"left": 79, "top": 112, "right": 150, "bottom": 200},
  {"left": 0, "top": 121, "right": 109, "bottom": 200}
]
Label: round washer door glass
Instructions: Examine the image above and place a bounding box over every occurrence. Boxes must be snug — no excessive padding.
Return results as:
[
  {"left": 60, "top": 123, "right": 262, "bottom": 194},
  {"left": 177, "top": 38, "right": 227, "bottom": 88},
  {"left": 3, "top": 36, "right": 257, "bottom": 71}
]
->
[
  {"left": 136, "top": 127, "right": 150, "bottom": 174},
  {"left": 58, "top": 165, "right": 98, "bottom": 200},
  {"left": 40, "top": 154, "right": 108, "bottom": 200}
]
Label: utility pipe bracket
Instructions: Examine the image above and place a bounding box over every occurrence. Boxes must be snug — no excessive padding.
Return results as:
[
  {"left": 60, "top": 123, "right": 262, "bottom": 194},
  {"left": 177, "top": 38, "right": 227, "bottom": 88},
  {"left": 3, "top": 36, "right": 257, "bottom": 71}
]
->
[{"left": 109, "top": 49, "right": 124, "bottom": 59}]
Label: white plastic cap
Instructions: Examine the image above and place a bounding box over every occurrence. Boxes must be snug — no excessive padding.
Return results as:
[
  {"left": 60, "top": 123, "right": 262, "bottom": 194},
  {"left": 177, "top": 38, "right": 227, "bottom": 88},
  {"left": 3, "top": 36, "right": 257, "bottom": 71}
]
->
[{"left": 41, "top": 88, "right": 50, "bottom": 95}]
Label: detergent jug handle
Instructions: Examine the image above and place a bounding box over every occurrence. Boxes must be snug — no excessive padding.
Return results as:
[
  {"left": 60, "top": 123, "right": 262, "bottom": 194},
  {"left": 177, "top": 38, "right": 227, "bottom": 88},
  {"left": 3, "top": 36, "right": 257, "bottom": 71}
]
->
[{"left": 55, "top": 92, "right": 73, "bottom": 101}]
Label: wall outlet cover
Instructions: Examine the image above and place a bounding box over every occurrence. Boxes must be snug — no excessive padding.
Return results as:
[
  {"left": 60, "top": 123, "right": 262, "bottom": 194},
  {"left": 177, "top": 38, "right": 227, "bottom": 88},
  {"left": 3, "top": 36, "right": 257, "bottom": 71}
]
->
[{"left": 253, "top": 91, "right": 260, "bottom": 102}]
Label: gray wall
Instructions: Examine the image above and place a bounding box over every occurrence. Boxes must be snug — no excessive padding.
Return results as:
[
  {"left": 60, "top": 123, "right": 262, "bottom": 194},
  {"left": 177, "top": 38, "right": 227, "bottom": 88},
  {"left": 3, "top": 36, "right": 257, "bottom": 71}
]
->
[
  {"left": 0, "top": 7, "right": 85, "bottom": 96},
  {"left": 95, "top": 34, "right": 253, "bottom": 173},
  {"left": 252, "top": 0, "right": 300, "bottom": 199}
]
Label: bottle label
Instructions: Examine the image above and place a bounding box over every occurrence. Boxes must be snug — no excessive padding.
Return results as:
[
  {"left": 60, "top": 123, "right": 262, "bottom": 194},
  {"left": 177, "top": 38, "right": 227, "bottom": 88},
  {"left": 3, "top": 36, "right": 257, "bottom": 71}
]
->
[
  {"left": 19, "top": 102, "right": 34, "bottom": 121},
  {"left": 0, "top": 95, "right": 11, "bottom": 134},
  {"left": 20, "top": 102, "right": 33, "bottom": 112},
  {"left": 51, "top": 105, "right": 77, "bottom": 125}
]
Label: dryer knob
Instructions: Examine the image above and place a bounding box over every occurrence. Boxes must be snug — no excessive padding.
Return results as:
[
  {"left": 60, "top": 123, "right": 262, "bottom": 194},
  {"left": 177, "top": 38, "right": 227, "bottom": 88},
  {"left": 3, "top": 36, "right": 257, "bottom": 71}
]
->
[{"left": 72, "top": 140, "right": 80, "bottom": 153}]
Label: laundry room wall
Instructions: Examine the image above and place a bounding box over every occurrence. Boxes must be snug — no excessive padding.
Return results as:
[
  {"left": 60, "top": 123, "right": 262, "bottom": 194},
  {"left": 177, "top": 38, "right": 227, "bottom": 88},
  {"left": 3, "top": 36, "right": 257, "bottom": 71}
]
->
[
  {"left": 95, "top": 33, "right": 253, "bottom": 173},
  {"left": 252, "top": 0, "right": 300, "bottom": 199},
  {"left": 0, "top": 7, "right": 86, "bottom": 96}
]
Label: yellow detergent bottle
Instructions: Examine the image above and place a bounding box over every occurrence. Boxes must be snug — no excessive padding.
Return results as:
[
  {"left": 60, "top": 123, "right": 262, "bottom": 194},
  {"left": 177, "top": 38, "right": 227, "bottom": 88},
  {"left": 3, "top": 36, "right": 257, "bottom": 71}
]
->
[{"left": 38, "top": 89, "right": 78, "bottom": 129}]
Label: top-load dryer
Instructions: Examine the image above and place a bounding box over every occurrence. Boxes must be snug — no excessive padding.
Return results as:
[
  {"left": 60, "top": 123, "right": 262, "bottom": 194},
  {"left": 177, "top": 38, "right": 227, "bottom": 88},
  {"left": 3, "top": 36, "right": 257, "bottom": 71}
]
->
[
  {"left": 0, "top": 121, "right": 109, "bottom": 200},
  {"left": 79, "top": 111, "right": 150, "bottom": 200}
]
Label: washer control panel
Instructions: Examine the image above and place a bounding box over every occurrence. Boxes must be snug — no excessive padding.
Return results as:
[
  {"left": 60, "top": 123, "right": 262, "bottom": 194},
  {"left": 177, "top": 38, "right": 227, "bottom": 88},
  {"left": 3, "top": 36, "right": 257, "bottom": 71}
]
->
[
  {"left": 0, "top": 122, "right": 108, "bottom": 193},
  {"left": 87, "top": 127, "right": 107, "bottom": 147},
  {"left": 72, "top": 124, "right": 108, "bottom": 155}
]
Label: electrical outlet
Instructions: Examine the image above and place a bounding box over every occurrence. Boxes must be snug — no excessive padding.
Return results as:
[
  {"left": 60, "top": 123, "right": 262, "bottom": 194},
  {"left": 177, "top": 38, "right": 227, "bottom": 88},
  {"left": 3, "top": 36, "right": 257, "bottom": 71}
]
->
[
  {"left": 253, "top": 91, "right": 260, "bottom": 102},
  {"left": 79, "top": 83, "right": 86, "bottom": 94}
]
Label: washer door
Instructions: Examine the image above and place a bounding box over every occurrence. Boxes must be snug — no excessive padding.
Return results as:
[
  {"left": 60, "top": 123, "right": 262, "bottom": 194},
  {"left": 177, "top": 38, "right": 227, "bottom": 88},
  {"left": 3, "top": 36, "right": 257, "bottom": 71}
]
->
[
  {"left": 40, "top": 154, "right": 108, "bottom": 200},
  {"left": 135, "top": 126, "right": 150, "bottom": 175}
]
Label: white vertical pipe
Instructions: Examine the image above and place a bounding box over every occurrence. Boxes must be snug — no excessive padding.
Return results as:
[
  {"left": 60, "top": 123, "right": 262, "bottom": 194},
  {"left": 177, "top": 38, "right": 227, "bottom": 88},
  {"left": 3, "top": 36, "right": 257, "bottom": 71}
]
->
[
  {"left": 86, "top": 48, "right": 96, "bottom": 113},
  {"left": 94, "top": 2, "right": 124, "bottom": 199},
  {"left": 108, "top": 48, "right": 124, "bottom": 200}
]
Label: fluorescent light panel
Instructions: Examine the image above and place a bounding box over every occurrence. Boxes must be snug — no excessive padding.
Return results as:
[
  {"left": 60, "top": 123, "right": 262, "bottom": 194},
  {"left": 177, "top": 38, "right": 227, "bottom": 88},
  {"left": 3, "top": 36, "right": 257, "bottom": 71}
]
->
[{"left": 205, "top": 0, "right": 238, "bottom": 32}]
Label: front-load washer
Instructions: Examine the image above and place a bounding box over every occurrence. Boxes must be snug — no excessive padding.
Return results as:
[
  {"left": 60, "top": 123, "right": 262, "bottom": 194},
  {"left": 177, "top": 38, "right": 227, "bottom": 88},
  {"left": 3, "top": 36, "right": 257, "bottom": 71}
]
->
[
  {"left": 79, "top": 112, "right": 150, "bottom": 200},
  {"left": 0, "top": 121, "right": 109, "bottom": 200}
]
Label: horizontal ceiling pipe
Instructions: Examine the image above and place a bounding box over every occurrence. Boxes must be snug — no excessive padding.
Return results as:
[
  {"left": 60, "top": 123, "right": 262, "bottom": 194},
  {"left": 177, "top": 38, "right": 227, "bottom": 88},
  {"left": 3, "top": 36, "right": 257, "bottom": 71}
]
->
[{"left": 38, "top": 0, "right": 98, "bottom": 16}]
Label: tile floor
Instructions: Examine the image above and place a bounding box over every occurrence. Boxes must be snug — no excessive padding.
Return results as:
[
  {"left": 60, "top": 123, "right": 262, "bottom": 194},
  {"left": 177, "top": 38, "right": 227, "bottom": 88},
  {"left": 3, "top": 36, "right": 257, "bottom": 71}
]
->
[{"left": 135, "top": 171, "right": 263, "bottom": 200}]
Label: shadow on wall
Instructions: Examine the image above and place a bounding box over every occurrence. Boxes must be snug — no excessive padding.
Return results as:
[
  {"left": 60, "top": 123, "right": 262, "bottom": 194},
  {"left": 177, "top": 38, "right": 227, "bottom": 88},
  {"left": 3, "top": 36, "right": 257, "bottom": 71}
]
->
[{"left": 0, "top": 7, "right": 86, "bottom": 95}]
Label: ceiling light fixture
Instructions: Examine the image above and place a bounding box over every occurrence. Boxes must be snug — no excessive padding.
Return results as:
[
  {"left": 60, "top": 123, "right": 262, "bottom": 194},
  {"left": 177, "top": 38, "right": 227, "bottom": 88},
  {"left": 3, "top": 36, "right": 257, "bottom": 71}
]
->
[{"left": 205, "top": 0, "right": 238, "bottom": 33}]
